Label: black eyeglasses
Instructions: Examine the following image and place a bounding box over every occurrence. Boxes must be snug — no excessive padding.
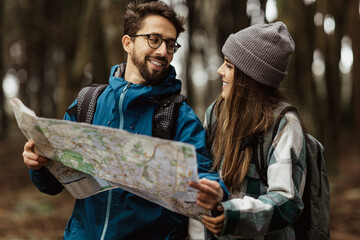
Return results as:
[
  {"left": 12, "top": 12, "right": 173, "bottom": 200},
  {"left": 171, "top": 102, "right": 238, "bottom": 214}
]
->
[{"left": 130, "top": 34, "right": 181, "bottom": 54}]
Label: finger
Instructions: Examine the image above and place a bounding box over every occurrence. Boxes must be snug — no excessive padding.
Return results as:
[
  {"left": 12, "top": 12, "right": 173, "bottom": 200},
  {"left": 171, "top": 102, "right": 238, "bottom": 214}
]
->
[
  {"left": 195, "top": 199, "right": 213, "bottom": 211},
  {"left": 198, "top": 178, "right": 222, "bottom": 188},
  {"left": 188, "top": 181, "right": 203, "bottom": 191},
  {"left": 199, "top": 179, "right": 223, "bottom": 195},
  {"left": 196, "top": 191, "right": 222, "bottom": 202},
  {"left": 23, "top": 151, "right": 49, "bottom": 167},
  {"left": 196, "top": 192, "right": 223, "bottom": 210},
  {"left": 24, "top": 154, "right": 47, "bottom": 169},
  {"left": 203, "top": 223, "right": 223, "bottom": 233},
  {"left": 23, "top": 150, "right": 41, "bottom": 162},
  {"left": 190, "top": 179, "right": 221, "bottom": 198},
  {"left": 190, "top": 179, "right": 217, "bottom": 195},
  {"left": 24, "top": 140, "right": 35, "bottom": 151},
  {"left": 195, "top": 194, "right": 221, "bottom": 211},
  {"left": 206, "top": 226, "right": 221, "bottom": 235},
  {"left": 199, "top": 179, "right": 224, "bottom": 202},
  {"left": 189, "top": 179, "right": 211, "bottom": 192},
  {"left": 25, "top": 158, "right": 49, "bottom": 170},
  {"left": 202, "top": 219, "right": 223, "bottom": 235},
  {"left": 24, "top": 159, "right": 44, "bottom": 170},
  {"left": 203, "top": 221, "right": 221, "bottom": 232},
  {"left": 202, "top": 213, "right": 225, "bottom": 225},
  {"left": 190, "top": 180, "right": 223, "bottom": 210}
]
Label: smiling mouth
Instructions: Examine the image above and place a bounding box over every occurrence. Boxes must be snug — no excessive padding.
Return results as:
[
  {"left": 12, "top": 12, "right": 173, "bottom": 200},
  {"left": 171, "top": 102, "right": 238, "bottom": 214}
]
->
[
  {"left": 222, "top": 81, "right": 229, "bottom": 86},
  {"left": 148, "top": 59, "right": 165, "bottom": 68}
]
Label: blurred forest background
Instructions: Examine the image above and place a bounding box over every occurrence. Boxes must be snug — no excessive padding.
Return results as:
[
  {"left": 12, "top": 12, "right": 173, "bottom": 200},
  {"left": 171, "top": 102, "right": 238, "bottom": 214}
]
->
[{"left": 0, "top": 0, "right": 359, "bottom": 239}]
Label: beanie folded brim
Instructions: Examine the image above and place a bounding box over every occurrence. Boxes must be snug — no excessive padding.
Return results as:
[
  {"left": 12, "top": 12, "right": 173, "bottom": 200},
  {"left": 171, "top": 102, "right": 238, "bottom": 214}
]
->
[
  {"left": 221, "top": 22, "right": 295, "bottom": 88},
  {"left": 222, "top": 38, "right": 287, "bottom": 88}
]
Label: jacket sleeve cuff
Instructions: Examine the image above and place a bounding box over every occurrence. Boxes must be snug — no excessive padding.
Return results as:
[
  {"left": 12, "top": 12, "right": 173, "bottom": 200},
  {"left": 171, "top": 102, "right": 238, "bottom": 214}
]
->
[
  {"left": 219, "top": 181, "right": 230, "bottom": 201},
  {"left": 218, "top": 200, "right": 238, "bottom": 236},
  {"left": 30, "top": 167, "right": 64, "bottom": 195}
]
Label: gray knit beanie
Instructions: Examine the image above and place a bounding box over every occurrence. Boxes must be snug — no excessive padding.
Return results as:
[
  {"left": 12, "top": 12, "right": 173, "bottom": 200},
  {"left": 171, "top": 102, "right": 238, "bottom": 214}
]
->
[{"left": 222, "top": 21, "right": 295, "bottom": 88}]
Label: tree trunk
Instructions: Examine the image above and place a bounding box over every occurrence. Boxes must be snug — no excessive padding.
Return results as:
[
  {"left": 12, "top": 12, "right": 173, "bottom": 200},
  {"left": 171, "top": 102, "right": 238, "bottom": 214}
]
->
[
  {"left": 70, "top": 0, "right": 102, "bottom": 95},
  {"left": 347, "top": 0, "right": 360, "bottom": 145},
  {"left": 0, "top": 0, "right": 8, "bottom": 139},
  {"left": 56, "top": 0, "right": 86, "bottom": 116},
  {"left": 186, "top": 0, "right": 221, "bottom": 119},
  {"left": 100, "top": 0, "right": 132, "bottom": 68},
  {"left": 186, "top": 0, "right": 248, "bottom": 120},
  {"left": 320, "top": 0, "right": 347, "bottom": 173},
  {"left": 277, "top": 1, "right": 319, "bottom": 134}
]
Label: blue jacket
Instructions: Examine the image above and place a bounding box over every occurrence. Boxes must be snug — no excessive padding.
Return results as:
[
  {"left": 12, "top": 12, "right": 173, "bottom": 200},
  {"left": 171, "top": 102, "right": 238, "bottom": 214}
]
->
[{"left": 29, "top": 64, "right": 227, "bottom": 240}]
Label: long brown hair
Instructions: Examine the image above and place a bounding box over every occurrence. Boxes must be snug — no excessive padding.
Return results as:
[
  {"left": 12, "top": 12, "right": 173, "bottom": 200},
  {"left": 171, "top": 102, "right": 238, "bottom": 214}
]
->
[{"left": 212, "top": 67, "right": 289, "bottom": 192}]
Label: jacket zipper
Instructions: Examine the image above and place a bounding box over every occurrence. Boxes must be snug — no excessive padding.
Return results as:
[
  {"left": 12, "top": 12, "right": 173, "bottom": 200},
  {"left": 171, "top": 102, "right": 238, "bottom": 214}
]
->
[
  {"left": 100, "top": 189, "right": 112, "bottom": 240},
  {"left": 118, "top": 82, "right": 131, "bottom": 129},
  {"left": 100, "top": 82, "right": 130, "bottom": 240}
]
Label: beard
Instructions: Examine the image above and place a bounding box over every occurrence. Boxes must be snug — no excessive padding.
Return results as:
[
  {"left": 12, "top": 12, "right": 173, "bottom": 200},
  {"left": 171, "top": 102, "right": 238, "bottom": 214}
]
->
[{"left": 131, "top": 48, "right": 170, "bottom": 85}]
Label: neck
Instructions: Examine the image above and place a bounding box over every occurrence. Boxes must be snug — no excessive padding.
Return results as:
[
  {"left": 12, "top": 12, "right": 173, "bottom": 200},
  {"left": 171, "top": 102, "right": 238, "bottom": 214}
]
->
[{"left": 124, "top": 61, "right": 147, "bottom": 85}]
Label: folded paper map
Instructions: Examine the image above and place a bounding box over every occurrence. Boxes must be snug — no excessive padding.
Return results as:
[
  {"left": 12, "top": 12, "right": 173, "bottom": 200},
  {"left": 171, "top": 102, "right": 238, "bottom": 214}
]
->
[{"left": 11, "top": 98, "right": 208, "bottom": 219}]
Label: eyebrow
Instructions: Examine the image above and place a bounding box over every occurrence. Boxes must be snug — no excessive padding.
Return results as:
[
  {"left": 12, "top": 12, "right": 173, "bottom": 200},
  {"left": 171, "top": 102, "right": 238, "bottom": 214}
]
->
[
  {"left": 225, "top": 58, "right": 233, "bottom": 65},
  {"left": 148, "top": 32, "right": 176, "bottom": 41}
]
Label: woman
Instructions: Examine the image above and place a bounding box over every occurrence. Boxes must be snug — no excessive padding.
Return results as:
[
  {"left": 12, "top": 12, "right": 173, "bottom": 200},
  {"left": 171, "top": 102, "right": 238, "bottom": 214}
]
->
[{"left": 190, "top": 22, "right": 307, "bottom": 239}]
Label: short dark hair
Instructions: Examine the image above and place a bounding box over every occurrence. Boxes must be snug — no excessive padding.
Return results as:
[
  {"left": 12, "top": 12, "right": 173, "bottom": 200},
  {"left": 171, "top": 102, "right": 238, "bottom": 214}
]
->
[{"left": 123, "top": 1, "right": 186, "bottom": 38}]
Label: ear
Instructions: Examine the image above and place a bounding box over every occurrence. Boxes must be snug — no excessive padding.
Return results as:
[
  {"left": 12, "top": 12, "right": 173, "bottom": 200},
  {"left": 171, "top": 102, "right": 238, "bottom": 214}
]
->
[{"left": 122, "top": 35, "right": 132, "bottom": 54}]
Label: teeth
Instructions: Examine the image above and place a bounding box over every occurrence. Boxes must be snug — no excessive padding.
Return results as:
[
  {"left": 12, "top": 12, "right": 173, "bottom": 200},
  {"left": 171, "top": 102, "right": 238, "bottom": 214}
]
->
[
  {"left": 223, "top": 82, "right": 229, "bottom": 86},
  {"left": 150, "top": 60, "right": 163, "bottom": 67}
]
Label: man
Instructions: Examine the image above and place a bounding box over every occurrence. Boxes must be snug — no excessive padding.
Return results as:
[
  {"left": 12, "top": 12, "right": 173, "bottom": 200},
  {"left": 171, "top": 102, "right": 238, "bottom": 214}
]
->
[{"left": 22, "top": 2, "right": 226, "bottom": 239}]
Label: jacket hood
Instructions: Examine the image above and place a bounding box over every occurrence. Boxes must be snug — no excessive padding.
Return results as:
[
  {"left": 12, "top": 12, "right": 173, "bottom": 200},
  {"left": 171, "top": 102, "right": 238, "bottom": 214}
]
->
[{"left": 108, "top": 63, "right": 182, "bottom": 101}]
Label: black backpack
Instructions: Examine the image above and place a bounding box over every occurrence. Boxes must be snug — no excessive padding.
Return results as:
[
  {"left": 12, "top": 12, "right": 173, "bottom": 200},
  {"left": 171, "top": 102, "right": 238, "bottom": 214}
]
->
[
  {"left": 206, "top": 103, "right": 330, "bottom": 240},
  {"left": 66, "top": 84, "right": 186, "bottom": 140},
  {"left": 259, "top": 105, "right": 330, "bottom": 240}
]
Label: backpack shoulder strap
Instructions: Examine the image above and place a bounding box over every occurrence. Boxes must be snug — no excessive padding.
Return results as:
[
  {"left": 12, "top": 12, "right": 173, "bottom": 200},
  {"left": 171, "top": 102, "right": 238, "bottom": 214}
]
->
[
  {"left": 152, "top": 93, "right": 187, "bottom": 140},
  {"left": 256, "top": 103, "right": 297, "bottom": 186},
  {"left": 66, "top": 84, "right": 108, "bottom": 124},
  {"left": 204, "top": 101, "right": 218, "bottom": 151},
  {"left": 271, "top": 105, "right": 298, "bottom": 139},
  {"left": 206, "top": 101, "right": 217, "bottom": 135}
]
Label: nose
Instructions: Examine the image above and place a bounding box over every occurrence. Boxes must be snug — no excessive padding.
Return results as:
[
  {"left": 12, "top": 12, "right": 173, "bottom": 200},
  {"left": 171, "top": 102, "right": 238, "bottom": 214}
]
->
[
  {"left": 217, "top": 64, "right": 224, "bottom": 76},
  {"left": 154, "top": 41, "right": 168, "bottom": 56}
]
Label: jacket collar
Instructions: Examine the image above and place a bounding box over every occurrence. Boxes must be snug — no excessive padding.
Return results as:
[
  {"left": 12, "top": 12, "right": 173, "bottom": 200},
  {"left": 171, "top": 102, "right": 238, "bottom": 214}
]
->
[{"left": 108, "top": 63, "right": 182, "bottom": 100}]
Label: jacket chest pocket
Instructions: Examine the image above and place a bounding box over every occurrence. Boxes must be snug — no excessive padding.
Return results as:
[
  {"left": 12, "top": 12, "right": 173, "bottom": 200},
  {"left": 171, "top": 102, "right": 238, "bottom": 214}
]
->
[{"left": 123, "top": 111, "right": 141, "bottom": 133}]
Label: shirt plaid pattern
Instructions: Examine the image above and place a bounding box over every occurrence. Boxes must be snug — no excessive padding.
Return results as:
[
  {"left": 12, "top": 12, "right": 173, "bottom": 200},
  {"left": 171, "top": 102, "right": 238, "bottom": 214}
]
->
[{"left": 203, "top": 106, "right": 307, "bottom": 240}]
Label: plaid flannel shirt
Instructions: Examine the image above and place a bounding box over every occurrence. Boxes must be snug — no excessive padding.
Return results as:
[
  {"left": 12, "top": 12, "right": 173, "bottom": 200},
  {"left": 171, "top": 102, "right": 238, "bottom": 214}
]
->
[{"left": 203, "top": 104, "right": 307, "bottom": 240}]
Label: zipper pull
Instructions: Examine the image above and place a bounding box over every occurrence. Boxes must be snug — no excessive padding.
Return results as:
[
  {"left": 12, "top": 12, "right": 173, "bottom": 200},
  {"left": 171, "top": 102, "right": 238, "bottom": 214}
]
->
[{"left": 123, "top": 82, "right": 131, "bottom": 92}]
